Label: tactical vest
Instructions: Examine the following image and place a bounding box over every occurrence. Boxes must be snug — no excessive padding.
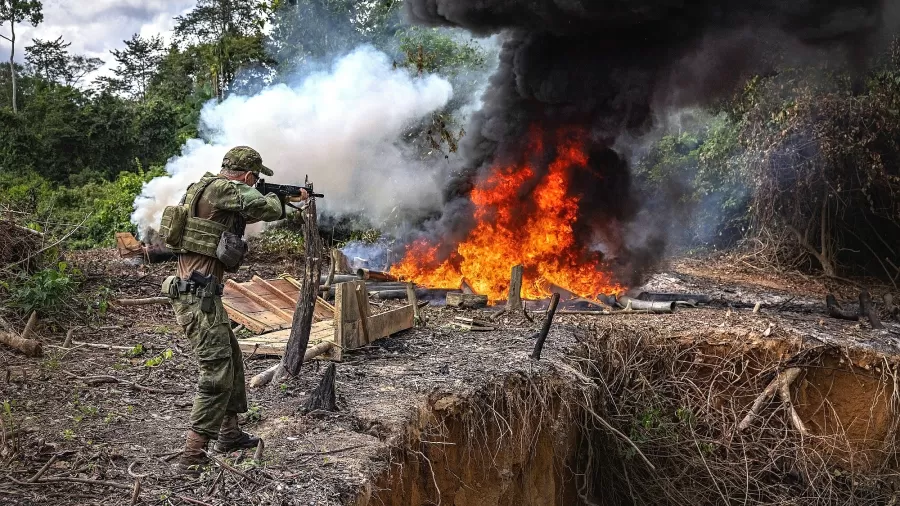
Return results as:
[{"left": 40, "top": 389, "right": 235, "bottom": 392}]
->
[{"left": 159, "top": 175, "right": 235, "bottom": 258}]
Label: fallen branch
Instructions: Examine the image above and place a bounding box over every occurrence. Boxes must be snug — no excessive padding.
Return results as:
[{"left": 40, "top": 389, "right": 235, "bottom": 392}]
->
[
  {"left": 129, "top": 478, "right": 141, "bottom": 506},
  {"left": 7, "top": 474, "right": 131, "bottom": 490},
  {"left": 28, "top": 454, "right": 58, "bottom": 482},
  {"left": 249, "top": 341, "right": 335, "bottom": 388},
  {"left": 204, "top": 452, "right": 263, "bottom": 486},
  {"left": 0, "top": 331, "right": 42, "bottom": 357},
  {"left": 68, "top": 340, "right": 136, "bottom": 351},
  {"left": 174, "top": 495, "right": 214, "bottom": 506},
  {"left": 859, "top": 290, "right": 884, "bottom": 330},
  {"left": 3, "top": 212, "right": 93, "bottom": 272},
  {"left": 62, "top": 372, "right": 186, "bottom": 395},
  {"left": 113, "top": 297, "right": 169, "bottom": 307}
]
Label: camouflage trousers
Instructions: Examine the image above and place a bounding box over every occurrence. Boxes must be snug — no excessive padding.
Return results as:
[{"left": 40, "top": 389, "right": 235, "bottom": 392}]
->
[{"left": 171, "top": 293, "right": 247, "bottom": 439}]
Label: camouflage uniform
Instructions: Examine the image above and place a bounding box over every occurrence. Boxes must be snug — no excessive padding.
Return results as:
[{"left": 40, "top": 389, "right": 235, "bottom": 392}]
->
[{"left": 171, "top": 146, "right": 284, "bottom": 440}]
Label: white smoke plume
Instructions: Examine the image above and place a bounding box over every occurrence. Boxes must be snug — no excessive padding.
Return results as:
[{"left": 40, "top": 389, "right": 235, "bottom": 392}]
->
[{"left": 131, "top": 46, "right": 454, "bottom": 237}]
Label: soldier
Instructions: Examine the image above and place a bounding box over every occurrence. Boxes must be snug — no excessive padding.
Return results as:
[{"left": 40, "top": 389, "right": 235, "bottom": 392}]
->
[{"left": 160, "top": 146, "right": 307, "bottom": 474}]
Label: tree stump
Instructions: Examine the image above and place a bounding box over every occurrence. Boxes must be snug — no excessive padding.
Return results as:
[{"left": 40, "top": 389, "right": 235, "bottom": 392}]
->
[
  {"left": 507, "top": 264, "right": 524, "bottom": 312},
  {"left": 304, "top": 363, "right": 337, "bottom": 412}
]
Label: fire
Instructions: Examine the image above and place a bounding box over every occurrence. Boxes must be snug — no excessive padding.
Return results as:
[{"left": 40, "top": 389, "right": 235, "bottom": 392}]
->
[{"left": 392, "top": 128, "right": 623, "bottom": 301}]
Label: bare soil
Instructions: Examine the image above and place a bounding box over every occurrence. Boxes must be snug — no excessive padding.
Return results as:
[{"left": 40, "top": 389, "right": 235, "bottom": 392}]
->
[{"left": 2, "top": 251, "right": 899, "bottom": 505}]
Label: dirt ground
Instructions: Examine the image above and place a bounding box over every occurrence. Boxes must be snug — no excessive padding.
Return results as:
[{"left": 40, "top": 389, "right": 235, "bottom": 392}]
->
[{"left": 2, "top": 251, "right": 899, "bottom": 505}]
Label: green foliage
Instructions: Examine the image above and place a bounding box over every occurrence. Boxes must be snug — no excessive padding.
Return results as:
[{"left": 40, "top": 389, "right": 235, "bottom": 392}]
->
[
  {"left": 244, "top": 404, "right": 262, "bottom": 424},
  {"left": 397, "top": 27, "right": 486, "bottom": 75},
  {"left": 0, "top": 167, "right": 164, "bottom": 249},
  {"left": 251, "top": 226, "right": 306, "bottom": 256},
  {"left": 632, "top": 112, "right": 748, "bottom": 247},
  {"left": 125, "top": 343, "right": 145, "bottom": 358},
  {"left": 2, "top": 261, "right": 80, "bottom": 317},
  {"left": 144, "top": 348, "right": 174, "bottom": 367}
]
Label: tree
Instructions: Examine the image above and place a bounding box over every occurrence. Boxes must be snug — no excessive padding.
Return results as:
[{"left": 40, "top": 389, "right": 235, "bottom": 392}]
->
[
  {"left": 174, "top": 0, "right": 272, "bottom": 100},
  {"left": 25, "top": 36, "right": 67, "bottom": 82},
  {"left": 267, "top": 0, "right": 401, "bottom": 76},
  {"left": 109, "top": 34, "right": 164, "bottom": 100},
  {"left": 25, "top": 37, "right": 103, "bottom": 87},
  {"left": 0, "top": 0, "right": 43, "bottom": 113}
]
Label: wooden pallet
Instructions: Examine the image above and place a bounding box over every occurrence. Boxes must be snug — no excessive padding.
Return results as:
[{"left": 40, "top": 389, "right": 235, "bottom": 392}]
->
[
  {"left": 222, "top": 275, "right": 334, "bottom": 334},
  {"left": 231, "top": 279, "right": 415, "bottom": 361}
]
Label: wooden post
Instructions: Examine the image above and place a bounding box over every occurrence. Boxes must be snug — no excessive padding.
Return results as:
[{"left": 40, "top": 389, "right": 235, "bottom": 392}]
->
[
  {"left": 355, "top": 283, "right": 371, "bottom": 345},
  {"left": 507, "top": 265, "right": 523, "bottom": 311},
  {"left": 407, "top": 282, "right": 422, "bottom": 324},
  {"left": 531, "top": 293, "right": 560, "bottom": 360},
  {"left": 282, "top": 182, "right": 324, "bottom": 377}
]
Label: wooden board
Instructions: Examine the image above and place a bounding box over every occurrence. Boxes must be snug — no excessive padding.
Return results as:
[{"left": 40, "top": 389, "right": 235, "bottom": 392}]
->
[
  {"left": 336, "top": 280, "right": 414, "bottom": 348},
  {"left": 238, "top": 320, "right": 336, "bottom": 358},
  {"left": 367, "top": 305, "right": 415, "bottom": 345},
  {"left": 222, "top": 276, "right": 334, "bottom": 334},
  {"left": 115, "top": 232, "right": 143, "bottom": 258}
]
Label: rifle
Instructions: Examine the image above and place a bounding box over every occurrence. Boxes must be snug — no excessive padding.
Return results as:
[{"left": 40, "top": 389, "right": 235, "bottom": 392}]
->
[{"left": 256, "top": 179, "right": 324, "bottom": 210}]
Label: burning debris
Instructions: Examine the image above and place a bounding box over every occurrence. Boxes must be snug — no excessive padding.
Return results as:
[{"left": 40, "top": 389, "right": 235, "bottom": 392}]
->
[
  {"left": 392, "top": 0, "right": 895, "bottom": 296},
  {"left": 393, "top": 128, "right": 622, "bottom": 301}
]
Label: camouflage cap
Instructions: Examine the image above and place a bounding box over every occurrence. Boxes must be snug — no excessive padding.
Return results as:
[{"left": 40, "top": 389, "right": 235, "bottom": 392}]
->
[{"left": 221, "top": 146, "right": 273, "bottom": 176}]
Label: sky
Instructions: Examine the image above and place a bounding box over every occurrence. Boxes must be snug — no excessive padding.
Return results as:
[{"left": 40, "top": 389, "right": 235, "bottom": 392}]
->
[{"left": 0, "top": 0, "right": 195, "bottom": 73}]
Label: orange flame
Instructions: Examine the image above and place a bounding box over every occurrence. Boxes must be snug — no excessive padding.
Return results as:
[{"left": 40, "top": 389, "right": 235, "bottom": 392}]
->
[{"left": 392, "top": 128, "right": 623, "bottom": 302}]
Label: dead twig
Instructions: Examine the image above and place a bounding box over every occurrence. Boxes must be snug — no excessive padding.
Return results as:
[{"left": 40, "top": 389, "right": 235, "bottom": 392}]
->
[
  {"left": 7, "top": 474, "right": 131, "bottom": 490},
  {"left": 28, "top": 454, "right": 58, "bottom": 482},
  {"left": 62, "top": 371, "right": 186, "bottom": 395},
  {"left": 204, "top": 451, "right": 263, "bottom": 486}
]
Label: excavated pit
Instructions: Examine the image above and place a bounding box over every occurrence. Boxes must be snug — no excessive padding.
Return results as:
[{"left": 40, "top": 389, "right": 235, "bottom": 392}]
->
[{"left": 355, "top": 316, "right": 900, "bottom": 506}]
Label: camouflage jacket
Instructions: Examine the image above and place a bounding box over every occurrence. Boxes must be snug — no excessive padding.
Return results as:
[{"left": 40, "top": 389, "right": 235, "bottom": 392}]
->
[{"left": 176, "top": 172, "right": 284, "bottom": 279}]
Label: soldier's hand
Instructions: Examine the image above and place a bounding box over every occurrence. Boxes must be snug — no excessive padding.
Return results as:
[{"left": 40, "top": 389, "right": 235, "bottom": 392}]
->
[{"left": 288, "top": 189, "right": 309, "bottom": 202}]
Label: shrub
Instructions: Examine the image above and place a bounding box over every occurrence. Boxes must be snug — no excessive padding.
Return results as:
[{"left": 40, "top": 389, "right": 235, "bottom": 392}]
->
[{"left": 1, "top": 261, "right": 80, "bottom": 317}]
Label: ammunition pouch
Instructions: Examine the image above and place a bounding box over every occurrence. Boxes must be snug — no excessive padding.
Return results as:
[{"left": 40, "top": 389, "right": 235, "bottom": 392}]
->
[
  {"left": 182, "top": 217, "right": 229, "bottom": 258},
  {"left": 216, "top": 231, "right": 248, "bottom": 273},
  {"left": 159, "top": 205, "right": 188, "bottom": 251}
]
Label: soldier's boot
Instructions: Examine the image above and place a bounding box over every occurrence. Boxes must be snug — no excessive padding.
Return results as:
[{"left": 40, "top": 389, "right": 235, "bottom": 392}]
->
[
  {"left": 213, "top": 413, "right": 260, "bottom": 453},
  {"left": 175, "top": 430, "right": 210, "bottom": 476}
]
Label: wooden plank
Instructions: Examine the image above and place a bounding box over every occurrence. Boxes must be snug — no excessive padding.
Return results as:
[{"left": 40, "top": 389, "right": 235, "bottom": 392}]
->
[
  {"left": 269, "top": 278, "right": 300, "bottom": 298},
  {"left": 336, "top": 280, "right": 368, "bottom": 350},
  {"left": 250, "top": 276, "right": 297, "bottom": 309},
  {"left": 226, "top": 279, "right": 294, "bottom": 321},
  {"left": 223, "top": 301, "right": 275, "bottom": 333},
  {"left": 367, "top": 305, "right": 415, "bottom": 342},
  {"left": 238, "top": 320, "right": 337, "bottom": 358},
  {"left": 355, "top": 283, "right": 371, "bottom": 345}
]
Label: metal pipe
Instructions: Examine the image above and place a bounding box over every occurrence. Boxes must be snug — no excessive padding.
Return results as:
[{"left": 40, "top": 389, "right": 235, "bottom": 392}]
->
[
  {"left": 617, "top": 296, "right": 675, "bottom": 313},
  {"left": 356, "top": 268, "right": 398, "bottom": 282}
]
